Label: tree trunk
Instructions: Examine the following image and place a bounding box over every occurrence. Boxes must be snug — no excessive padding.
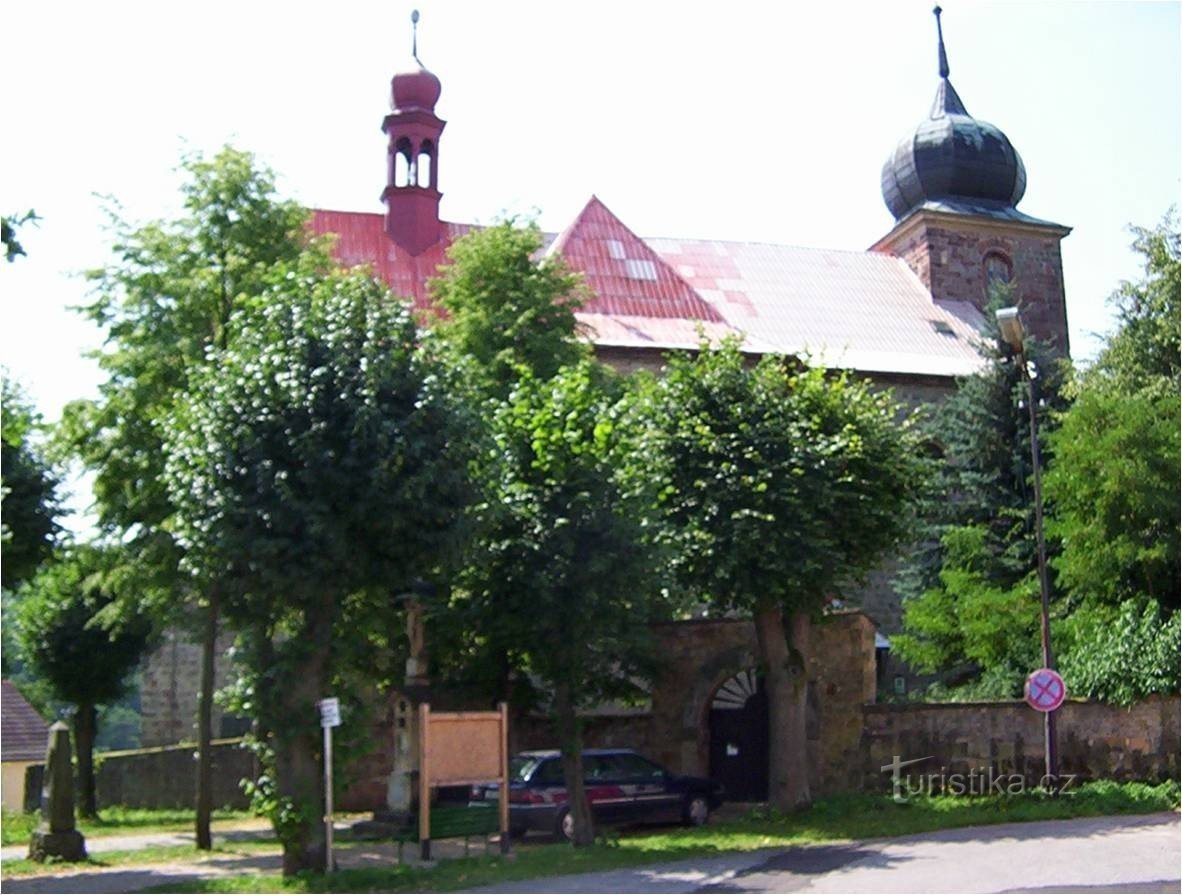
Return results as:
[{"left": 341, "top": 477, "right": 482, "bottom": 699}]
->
[
  {"left": 553, "top": 682, "right": 594, "bottom": 846},
  {"left": 195, "top": 590, "right": 219, "bottom": 850},
  {"left": 275, "top": 597, "right": 332, "bottom": 876},
  {"left": 754, "top": 604, "right": 811, "bottom": 811},
  {"left": 73, "top": 702, "right": 98, "bottom": 819}
]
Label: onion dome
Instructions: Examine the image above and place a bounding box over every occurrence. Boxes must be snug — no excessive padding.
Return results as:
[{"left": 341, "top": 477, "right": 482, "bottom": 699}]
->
[
  {"left": 390, "top": 10, "right": 441, "bottom": 113},
  {"left": 391, "top": 64, "right": 441, "bottom": 113},
  {"left": 881, "top": 7, "right": 1027, "bottom": 221}
]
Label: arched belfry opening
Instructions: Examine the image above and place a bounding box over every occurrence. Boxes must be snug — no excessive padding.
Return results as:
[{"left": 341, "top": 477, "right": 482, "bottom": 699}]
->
[{"left": 707, "top": 668, "right": 769, "bottom": 801}]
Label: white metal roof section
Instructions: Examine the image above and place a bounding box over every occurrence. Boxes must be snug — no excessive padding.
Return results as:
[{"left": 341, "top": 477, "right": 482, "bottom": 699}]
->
[{"left": 644, "top": 237, "right": 989, "bottom": 378}]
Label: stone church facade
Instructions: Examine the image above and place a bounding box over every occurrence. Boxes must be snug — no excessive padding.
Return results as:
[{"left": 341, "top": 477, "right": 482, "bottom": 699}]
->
[{"left": 140, "top": 10, "right": 1070, "bottom": 799}]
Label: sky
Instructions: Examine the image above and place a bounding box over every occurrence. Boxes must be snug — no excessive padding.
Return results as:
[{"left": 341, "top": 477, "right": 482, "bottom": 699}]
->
[{"left": 2, "top": 1, "right": 1179, "bottom": 527}]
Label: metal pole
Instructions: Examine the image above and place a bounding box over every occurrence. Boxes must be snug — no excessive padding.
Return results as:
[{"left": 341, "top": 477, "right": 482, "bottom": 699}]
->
[
  {"left": 1022, "top": 353, "right": 1059, "bottom": 793},
  {"left": 324, "top": 725, "right": 334, "bottom": 871}
]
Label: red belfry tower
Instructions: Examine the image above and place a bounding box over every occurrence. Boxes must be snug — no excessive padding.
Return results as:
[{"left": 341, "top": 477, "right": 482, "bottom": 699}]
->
[{"left": 381, "top": 11, "right": 446, "bottom": 256}]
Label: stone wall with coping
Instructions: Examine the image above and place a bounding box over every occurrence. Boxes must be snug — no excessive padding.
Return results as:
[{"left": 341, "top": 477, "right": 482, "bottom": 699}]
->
[
  {"left": 861, "top": 695, "right": 1180, "bottom": 791},
  {"left": 518, "top": 612, "right": 878, "bottom": 797}
]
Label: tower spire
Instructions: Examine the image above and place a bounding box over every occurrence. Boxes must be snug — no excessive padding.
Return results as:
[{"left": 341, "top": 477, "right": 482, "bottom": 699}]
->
[
  {"left": 934, "top": 5, "right": 950, "bottom": 79},
  {"left": 411, "top": 9, "right": 421, "bottom": 64}
]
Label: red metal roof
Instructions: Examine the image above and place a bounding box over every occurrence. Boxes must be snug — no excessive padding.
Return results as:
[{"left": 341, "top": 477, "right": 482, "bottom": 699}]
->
[
  {"left": 311, "top": 197, "right": 986, "bottom": 378},
  {"left": 2, "top": 679, "right": 49, "bottom": 762},
  {"left": 549, "top": 197, "right": 725, "bottom": 323}
]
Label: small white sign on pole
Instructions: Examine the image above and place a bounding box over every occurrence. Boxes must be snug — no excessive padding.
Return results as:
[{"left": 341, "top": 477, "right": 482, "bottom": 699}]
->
[
  {"left": 317, "top": 697, "right": 340, "bottom": 872},
  {"left": 318, "top": 697, "right": 341, "bottom": 729}
]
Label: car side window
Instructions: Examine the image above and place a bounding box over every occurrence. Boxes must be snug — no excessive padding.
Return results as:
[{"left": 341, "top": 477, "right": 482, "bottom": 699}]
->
[
  {"left": 533, "top": 758, "right": 565, "bottom": 785},
  {"left": 584, "top": 756, "right": 615, "bottom": 781},
  {"left": 612, "top": 753, "right": 665, "bottom": 782}
]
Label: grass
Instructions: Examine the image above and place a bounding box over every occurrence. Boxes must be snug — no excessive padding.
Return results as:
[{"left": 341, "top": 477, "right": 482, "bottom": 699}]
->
[
  {"left": 1, "top": 840, "right": 279, "bottom": 878},
  {"left": 131, "top": 780, "right": 1179, "bottom": 893},
  {"left": 1, "top": 807, "right": 257, "bottom": 847}
]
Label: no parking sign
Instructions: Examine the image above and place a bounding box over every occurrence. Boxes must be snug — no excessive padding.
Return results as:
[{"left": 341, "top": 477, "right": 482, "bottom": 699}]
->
[{"left": 1024, "top": 668, "right": 1066, "bottom": 712}]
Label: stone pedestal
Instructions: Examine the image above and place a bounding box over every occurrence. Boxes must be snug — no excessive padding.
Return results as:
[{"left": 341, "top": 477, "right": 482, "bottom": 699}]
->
[{"left": 28, "top": 830, "right": 87, "bottom": 862}]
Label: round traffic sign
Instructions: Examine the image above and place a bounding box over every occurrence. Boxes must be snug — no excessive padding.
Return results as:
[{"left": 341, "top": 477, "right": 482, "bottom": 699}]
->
[{"left": 1024, "top": 668, "right": 1066, "bottom": 712}]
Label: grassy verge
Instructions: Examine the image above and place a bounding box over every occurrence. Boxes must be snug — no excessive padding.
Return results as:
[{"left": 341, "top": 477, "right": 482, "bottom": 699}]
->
[
  {"left": 136, "top": 780, "right": 1178, "bottom": 893},
  {"left": 1, "top": 807, "right": 257, "bottom": 846}
]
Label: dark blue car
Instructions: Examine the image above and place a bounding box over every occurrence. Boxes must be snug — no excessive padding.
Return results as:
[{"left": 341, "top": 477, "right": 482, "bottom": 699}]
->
[{"left": 471, "top": 748, "right": 724, "bottom": 840}]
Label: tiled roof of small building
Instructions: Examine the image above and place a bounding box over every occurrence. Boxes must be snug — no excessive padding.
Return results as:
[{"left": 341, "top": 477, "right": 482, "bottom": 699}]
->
[
  {"left": 2, "top": 679, "right": 50, "bottom": 762},
  {"left": 311, "top": 196, "right": 988, "bottom": 379}
]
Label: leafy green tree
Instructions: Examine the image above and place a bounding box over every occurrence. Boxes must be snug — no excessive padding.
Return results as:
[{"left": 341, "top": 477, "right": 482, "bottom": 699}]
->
[
  {"left": 644, "top": 341, "right": 924, "bottom": 810},
  {"left": 891, "top": 296, "right": 1069, "bottom": 698},
  {"left": 455, "top": 361, "right": 659, "bottom": 844},
  {"left": 14, "top": 545, "right": 152, "bottom": 817},
  {"left": 430, "top": 219, "right": 588, "bottom": 400},
  {"left": 1046, "top": 215, "right": 1180, "bottom": 613},
  {"left": 428, "top": 219, "right": 591, "bottom": 716},
  {"left": 59, "top": 147, "right": 311, "bottom": 847},
  {"left": 2, "top": 210, "right": 39, "bottom": 262},
  {"left": 2, "top": 376, "right": 60, "bottom": 594},
  {"left": 164, "top": 261, "right": 475, "bottom": 875},
  {"left": 1043, "top": 214, "right": 1180, "bottom": 704}
]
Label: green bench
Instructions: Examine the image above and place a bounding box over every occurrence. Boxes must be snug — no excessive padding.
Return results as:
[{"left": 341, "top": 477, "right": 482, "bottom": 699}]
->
[{"left": 392, "top": 804, "right": 502, "bottom": 861}]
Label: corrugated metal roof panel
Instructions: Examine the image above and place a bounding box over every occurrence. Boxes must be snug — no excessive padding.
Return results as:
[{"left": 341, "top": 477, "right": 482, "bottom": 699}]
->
[{"left": 647, "top": 237, "right": 987, "bottom": 376}]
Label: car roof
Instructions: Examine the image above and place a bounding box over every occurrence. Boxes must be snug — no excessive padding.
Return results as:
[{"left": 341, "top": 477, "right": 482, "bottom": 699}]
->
[{"left": 516, "top": 749, "right": 640, "bottom": 759}]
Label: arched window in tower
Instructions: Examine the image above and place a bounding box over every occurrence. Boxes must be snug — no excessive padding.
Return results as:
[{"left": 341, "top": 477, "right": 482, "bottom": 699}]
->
[
  {"left": 983, "top": 251, "right": 1013, "bottom": 297},
  {"left": 417, "top": 142, "right": 434, "bottom": 189},
  {"left": 394, "top": 138, "right": 413, "bottom": 188}
]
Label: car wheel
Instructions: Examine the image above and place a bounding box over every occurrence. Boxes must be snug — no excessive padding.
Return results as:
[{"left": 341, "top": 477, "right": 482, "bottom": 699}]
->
[
  {"left": 684, "top": 794, "right": 710, "bottom": 827},
  {"left": 555, "top": 808, "right": 575, "bottom": 842}
]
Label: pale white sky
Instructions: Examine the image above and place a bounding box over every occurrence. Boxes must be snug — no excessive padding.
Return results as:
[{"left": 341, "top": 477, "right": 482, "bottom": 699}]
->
[{"left": 2, "top": 1, "right": 1179, "bottom": 528}]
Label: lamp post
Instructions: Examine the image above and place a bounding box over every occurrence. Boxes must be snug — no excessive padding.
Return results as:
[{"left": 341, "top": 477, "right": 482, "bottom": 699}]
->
[{"left": 995, "top": 306, "right": 1059, "bottom": 793}]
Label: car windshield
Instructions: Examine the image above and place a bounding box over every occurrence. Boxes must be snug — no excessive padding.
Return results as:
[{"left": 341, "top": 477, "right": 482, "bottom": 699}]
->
[{"left": 509, "top": 756, "right": 545, "bottom": 782}]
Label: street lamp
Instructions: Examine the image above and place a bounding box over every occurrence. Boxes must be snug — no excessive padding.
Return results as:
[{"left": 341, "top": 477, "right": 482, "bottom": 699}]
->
[{"left": 995, "top": 306, "right": 1059, "bottom": 793}]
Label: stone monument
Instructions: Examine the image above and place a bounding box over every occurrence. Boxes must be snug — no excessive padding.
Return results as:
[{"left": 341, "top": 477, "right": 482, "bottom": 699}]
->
[{"left": 28, "top": 721, "right": 87, "bottom": 862}]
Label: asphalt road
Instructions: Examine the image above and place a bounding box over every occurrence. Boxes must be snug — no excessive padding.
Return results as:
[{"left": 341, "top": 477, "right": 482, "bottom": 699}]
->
[{"left": 467, "top": 812, "right": 1181, "bottom": 893}]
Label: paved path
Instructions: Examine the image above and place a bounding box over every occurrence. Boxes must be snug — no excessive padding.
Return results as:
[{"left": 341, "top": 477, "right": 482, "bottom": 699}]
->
[
  {"left": 0, "top": 818, "right": 275, "bottom": 862},
  {"left": 468, "top": 812, "right": 1181, "bottom": 893},
  {"left": 3, "top": 812, "right": 1177, "bottom": 893}
]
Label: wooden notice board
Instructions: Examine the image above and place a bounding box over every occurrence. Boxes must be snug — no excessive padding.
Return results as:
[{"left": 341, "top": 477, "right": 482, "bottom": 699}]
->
[{"left": 418, "top": 702, "right": 510, "bottom": 856}]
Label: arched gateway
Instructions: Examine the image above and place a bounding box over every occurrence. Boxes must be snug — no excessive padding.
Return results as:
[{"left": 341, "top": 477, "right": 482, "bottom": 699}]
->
[{"left": 707, "top": 669, "right": 768, "bottom": 801}]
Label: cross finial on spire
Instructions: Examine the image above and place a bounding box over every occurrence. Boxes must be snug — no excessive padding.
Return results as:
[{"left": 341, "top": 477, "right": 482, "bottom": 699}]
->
[
  {"left": 411, "top": 9, "right": 421, "bottom": 64},
  {"left": 933, "top": 5, "right": 950, "bottom": 79}
]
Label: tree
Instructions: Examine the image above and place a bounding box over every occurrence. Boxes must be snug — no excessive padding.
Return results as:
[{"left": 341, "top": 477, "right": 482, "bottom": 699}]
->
[
  {"left": 2, "top": 210, "right": 39, "bottom": 262},
  {"left": 2, "top": 376, "right": 60, "bottom": 592},
  {"left": 430, "top": 219, "right": 588, "bottom": 400},
  {"left": 891, "top": 294, "right": 1070, "bottom": 698},
  {"left": 644, "top": 340, "right": 924, "bottom": 810},
  {"left": 1043, "top": 214, "right": 1180, "bottom": 704},
  {"left": 428, "top": 220, "right": 590, "bottom": 716},
  {"left": 14, "top": 545, "right": 152, "bottom": 817},
  {"left": 59, "top": 147, "right": 310, "bottom": 848},
  {"left": 455, "top": 361, "right": 660, "bottom": 844},
  {"left": 164, "top": 261, "right": 475, "bottom": 875}
]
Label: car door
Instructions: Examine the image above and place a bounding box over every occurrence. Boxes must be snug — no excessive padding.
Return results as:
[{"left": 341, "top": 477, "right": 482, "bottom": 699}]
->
[{"left": 610, "top": 753, "right": 681, "bottom": 824}]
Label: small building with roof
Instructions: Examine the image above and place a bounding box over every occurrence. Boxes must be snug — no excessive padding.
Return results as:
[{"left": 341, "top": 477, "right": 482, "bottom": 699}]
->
[{"left": 2, "top": 679, "right": 49, "bottom": 811}]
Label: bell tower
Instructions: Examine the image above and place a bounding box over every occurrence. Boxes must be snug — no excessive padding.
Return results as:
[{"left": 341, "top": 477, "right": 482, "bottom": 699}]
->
[
  {"left": 381, "top": 10, "right": 446, "bottom": 256},
  {"left": 873, "top": 7, "right": 1071, "bottom": 353}
]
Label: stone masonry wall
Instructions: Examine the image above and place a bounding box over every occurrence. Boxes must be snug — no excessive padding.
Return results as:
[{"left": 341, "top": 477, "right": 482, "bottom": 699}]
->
[
  {"left": 881, "top": 213, "right": 1069, "bottom": 353},
  {"left": 861, "top": 695, "right": 1180, "bottom": 792},
  {"left": 96, "top": 739, "right": 254, "bottom": 810},
  {"left": 140, "top": 628, "right": 240, "bottom": 747},
  {"left": 644, "top": 612, "right": 877, "bottom": 795}
]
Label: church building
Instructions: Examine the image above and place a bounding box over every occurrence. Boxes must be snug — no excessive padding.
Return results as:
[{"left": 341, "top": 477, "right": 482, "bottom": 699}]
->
[
  {"left": 139, "top": 7, "right": 1071, "bottom": 801},
  {"left": 307, "top": 6, "right": 1070, "bottom": 679}
]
